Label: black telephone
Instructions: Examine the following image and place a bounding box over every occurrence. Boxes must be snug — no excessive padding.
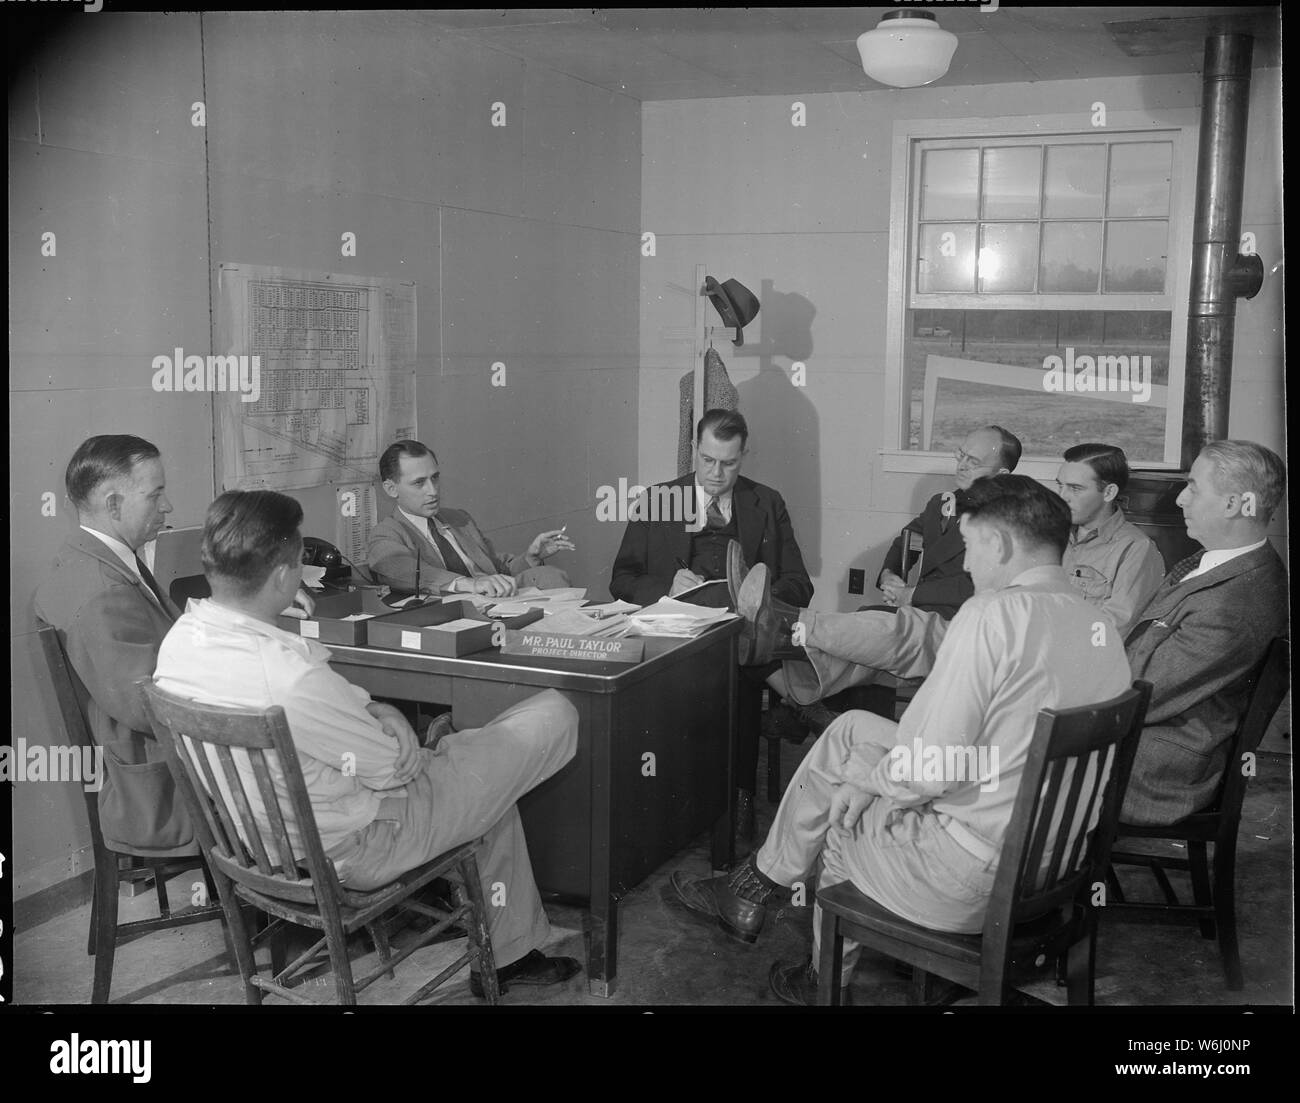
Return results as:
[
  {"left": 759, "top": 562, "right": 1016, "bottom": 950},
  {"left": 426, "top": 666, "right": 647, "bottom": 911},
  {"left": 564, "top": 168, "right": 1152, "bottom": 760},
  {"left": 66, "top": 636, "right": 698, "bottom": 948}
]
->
[{"left": 302, "top": 537, "right": 350, "bottom": 581}]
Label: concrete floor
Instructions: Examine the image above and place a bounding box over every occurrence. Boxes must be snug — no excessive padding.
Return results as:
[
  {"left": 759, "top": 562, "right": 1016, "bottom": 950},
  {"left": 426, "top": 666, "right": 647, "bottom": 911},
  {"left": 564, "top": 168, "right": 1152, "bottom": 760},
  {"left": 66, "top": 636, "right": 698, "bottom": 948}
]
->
[{"left": 13, "top": 740, "right": 1293, "bottom": 1007}]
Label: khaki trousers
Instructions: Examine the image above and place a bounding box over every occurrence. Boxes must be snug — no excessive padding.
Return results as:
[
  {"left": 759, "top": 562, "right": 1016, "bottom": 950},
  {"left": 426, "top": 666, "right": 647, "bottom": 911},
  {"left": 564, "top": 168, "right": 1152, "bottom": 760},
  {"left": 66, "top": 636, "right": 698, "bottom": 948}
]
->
[{"left": 329, "top": 689, "right": 578, "bottom": 969}]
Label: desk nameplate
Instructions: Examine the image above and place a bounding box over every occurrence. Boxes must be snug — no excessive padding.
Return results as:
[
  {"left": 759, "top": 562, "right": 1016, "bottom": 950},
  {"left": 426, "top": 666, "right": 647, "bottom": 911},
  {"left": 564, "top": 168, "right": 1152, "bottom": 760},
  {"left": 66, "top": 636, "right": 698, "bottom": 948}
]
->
[{"left": 501, "top": 629, "right": 644, "bottom": 664}]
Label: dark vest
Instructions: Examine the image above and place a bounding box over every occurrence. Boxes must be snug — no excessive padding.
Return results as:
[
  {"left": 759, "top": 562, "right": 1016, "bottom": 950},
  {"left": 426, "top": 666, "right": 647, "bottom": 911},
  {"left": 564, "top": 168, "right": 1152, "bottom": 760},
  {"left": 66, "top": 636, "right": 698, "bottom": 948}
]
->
[{"left": 690, "top": 509, "right": 738, "bottom": 585}]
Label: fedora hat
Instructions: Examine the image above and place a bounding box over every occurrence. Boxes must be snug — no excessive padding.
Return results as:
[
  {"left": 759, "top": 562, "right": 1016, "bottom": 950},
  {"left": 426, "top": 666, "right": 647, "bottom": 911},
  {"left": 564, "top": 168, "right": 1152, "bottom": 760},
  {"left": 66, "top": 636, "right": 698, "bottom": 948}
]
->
[{"left": 704, "top": 276, "right": 760, "bottom": 346}]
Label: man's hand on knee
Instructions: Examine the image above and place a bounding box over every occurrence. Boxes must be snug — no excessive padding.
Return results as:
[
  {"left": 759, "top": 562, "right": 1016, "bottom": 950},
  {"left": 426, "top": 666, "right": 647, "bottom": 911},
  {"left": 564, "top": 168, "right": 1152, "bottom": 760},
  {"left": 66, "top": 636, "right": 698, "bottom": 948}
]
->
[{"left": 828, "top": 783, "right": 873, "bottom": 832}]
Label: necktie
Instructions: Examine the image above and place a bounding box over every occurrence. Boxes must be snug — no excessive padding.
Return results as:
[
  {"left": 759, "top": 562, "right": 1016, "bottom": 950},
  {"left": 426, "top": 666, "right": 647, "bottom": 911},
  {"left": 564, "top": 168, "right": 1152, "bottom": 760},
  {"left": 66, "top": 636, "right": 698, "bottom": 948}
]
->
[
  {"left": 135, "top": 555, "right": 175, "bottom": 620},
  {"left": 1165, "top": 551, "right": 1206, "bottom": 587},
  {"left": 706, "top": 496, "right": 727, "bottom": 531},
  {"left": 428, "top": 521, "right": 471, "bottom": 576}
]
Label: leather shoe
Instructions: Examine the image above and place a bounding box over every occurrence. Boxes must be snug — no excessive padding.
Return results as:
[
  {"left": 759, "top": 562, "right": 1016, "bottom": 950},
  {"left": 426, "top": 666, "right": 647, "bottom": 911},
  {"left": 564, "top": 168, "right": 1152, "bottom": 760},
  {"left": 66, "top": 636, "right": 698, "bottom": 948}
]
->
[
  {"left": 725, "top": 539, "right": 748, "bottom": 609},
  {"left": 422, "top": 711, "right": 456, "bottom": 750},
  {"left": 736, "top": 565, "right": 803, "bottom": 665},
  {"left": 769, "top": 958, "right": 852, "bottom": 1006},
  {"left": 670, "top": 861, "right": 774, "bottom": 944},
  {"left": 468, "top": 949, "right": 581, "bottom": 997}
]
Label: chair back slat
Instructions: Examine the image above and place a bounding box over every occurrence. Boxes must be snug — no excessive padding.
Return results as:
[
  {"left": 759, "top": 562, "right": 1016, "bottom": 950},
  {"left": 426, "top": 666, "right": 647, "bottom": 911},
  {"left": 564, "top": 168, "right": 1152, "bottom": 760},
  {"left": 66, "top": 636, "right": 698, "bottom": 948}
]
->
[
  {"left": 1215, "top": 638, "right": 1289, "bottom": 825},
  {"left": 248, "top": 752, "right": 304, "bottom": 880},
  {"left": 185, "top": 732, "right": 254, "bottom": 868},
  {"left": 141, "top": 682, "right": 344, "bottom": 910},
  {"left": 174, "top": 733, "right": 243, "bottom": 865},
  {"left": 984, "top": 682, "right": 1152, "bottom": 951},
  {"left": 212, "top": 744, "right": 278, "bottom": 877}
]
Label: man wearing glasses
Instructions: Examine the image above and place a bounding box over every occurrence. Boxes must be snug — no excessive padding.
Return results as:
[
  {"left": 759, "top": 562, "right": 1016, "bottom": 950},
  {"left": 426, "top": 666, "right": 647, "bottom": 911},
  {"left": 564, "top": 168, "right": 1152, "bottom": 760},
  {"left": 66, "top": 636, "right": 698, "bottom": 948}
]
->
[
  {"left": 759, "top": 425, "right": 1021, "bottom": 737},
  {"left": 876, "top": 426, "right": 1022, "bottom": 616}
]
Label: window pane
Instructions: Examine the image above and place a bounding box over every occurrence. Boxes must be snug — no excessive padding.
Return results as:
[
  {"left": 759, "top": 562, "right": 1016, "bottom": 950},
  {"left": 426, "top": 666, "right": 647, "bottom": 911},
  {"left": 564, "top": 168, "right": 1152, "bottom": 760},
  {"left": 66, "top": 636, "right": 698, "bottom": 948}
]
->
[
  {"left": 978, "top": 223, "right": 1039, "bottom": 292},
  {"left": 981, "top": 146, "right": 1041, "bottom": 220},
  {"left": 918, "top": 223, "right": 976, "bottom": 292},
  {"left": 1040, "top": 222, "right": 1102, "bottom": 292},
  {"left": 1043, "top": 144, "right": 1105, "bottom": 218},
  {"left": 921, "top": 148, "right": 979, "bottom": 220},
  {"left": 1104, "top": 220, "right": 1167, "bottom": 292},
  {"left": 1108, "top": 142, "right": 1172, "bottom": 217}
]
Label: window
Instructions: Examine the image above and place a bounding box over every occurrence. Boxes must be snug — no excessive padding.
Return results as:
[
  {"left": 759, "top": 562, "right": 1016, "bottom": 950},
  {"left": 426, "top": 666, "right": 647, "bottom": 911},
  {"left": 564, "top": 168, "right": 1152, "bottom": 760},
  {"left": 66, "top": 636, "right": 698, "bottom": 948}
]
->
[{"left": 883, "top": 114, "right": 1197, "bottom": 474}]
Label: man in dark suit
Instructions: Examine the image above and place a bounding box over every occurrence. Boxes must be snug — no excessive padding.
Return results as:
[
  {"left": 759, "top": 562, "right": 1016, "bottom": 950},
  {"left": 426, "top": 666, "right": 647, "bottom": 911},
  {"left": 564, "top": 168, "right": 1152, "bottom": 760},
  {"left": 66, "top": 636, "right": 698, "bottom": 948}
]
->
[
  {"left": 609, "top": 409, "right": 813, "bottom": 610},
  {"left": 609, "top": 409, "right": 813, "bottom": 835},
  {"left": 367, "top": 440, "right": 574, "bottom": 598},
  {"left": 876, "top": 425, "right": 1022, "bottom": 616},
  {"left": 1122, "top": 440, "right": 1288, "bottom": 826}
]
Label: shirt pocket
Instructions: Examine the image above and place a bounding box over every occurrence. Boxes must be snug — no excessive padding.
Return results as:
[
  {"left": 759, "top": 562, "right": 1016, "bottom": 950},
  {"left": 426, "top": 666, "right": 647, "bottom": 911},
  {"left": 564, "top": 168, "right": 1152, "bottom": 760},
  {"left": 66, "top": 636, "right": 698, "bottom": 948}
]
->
[{"left": 1068, "top": 564, "right": 1113, "bottom": 604}]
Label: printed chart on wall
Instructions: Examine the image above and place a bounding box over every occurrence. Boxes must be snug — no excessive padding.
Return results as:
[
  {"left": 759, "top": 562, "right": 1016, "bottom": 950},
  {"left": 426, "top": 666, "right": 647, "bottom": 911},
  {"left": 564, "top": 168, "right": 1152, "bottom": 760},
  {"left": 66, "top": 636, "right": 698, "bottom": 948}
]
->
[{"left": 215, "top": 263, "right": 417, "bottom": 496}]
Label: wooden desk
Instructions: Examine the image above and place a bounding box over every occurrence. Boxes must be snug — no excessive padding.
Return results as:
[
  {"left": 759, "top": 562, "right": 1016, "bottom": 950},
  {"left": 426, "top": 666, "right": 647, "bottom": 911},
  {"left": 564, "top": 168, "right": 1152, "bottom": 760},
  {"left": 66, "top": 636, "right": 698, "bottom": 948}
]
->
[{"left": 325, "top": 621, "right": 740, "bottom": 997}]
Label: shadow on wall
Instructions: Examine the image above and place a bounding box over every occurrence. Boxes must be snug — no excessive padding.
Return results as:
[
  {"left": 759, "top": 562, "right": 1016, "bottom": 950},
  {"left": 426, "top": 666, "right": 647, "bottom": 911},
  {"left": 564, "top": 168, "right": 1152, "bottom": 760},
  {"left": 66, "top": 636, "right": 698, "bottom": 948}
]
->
[{"left": 732, "top": 279, "right": 821, "bottom": 577}]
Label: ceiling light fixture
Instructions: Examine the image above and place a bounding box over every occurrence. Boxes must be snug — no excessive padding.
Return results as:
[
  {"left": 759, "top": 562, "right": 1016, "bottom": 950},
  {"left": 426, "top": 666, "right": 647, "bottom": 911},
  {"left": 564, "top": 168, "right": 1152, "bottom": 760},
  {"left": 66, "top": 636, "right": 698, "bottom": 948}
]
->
[{"left": 856, "top": 11, "right": 959, "bottom": 88}]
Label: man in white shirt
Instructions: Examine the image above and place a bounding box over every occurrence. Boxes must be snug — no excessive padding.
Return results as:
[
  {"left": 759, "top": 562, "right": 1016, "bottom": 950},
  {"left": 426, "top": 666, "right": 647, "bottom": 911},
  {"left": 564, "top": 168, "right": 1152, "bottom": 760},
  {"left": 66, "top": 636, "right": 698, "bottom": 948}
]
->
[
  {"left": 670, "top": 474, "right": 1133, "bottom": 1004},
  {"left": 154, "top": 489, "right": 584, "bottom": 996}
]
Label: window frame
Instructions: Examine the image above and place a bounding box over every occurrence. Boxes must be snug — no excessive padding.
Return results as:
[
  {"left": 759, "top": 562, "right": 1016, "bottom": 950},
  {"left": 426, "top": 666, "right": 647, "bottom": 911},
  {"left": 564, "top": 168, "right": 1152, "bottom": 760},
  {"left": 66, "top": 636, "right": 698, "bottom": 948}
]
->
[{"left": 879, "top": 110, "right": 1201, "bottom": 479}]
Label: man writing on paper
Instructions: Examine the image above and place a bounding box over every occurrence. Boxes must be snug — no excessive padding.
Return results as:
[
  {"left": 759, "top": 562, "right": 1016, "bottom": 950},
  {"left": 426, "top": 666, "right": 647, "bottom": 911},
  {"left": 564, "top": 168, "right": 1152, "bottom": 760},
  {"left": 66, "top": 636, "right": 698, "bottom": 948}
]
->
[
  {"left": 609, "top": 409, "right": 812, "bottom": 610},
  {"left": 608, "top": 408, "right": 813, "bottom": 839},
  {"left": 367, "top": 440, "right": 574, "bottom": 599}
]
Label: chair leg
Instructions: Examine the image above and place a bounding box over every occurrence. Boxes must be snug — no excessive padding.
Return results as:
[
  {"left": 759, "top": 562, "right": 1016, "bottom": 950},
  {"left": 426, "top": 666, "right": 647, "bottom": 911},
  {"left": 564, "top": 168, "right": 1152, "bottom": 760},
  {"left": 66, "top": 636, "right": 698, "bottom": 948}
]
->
[
  {"left": 87, "top": 875, "right": 99, "bottom": 957},
  {"left": 368, "top": 921, "right": 396, "bottom": 981},
  {"left": 1214, "top": 839, "right": 1244, "bottom": 991},
  {"left": 1186, "top": 840, "right": 1216, "bottom": 940},
  {"left": 912, "top": 967, "right": 933, "bottom": 1006},
  {"left": 1065, "top": 930, "right": 1097, "bottom": 1007},
  {"left": 1104, "top": 863, "right": 1125, "bottom": 904},
  {"left": 816, "top": 910, "right": 842, "bottom": 1006},
  {"left": 222, "top": 893, "right": 263, "bottom": 1006},
  {"left": 90, "top": 850, "right": 120, "bottom": 1004},
  {"left": 766, "top": 734, "right": 781, "bottom": 804},
  {"left": 324, "top": 922, "right": 358, "bottom": 1006},
  {"left": 458, "top": 853, "right": 498, "bottom": 1003},
  {"left": 151, "top": 860, "right": 172, "bottom": 919}
]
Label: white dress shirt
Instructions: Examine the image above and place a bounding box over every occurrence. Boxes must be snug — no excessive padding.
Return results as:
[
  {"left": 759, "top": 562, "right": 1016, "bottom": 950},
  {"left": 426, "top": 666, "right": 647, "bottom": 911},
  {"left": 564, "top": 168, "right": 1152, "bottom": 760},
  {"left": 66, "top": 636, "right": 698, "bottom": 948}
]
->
[
  {"left": 1183, "top": 538, "right": 1269, "bottom": 581},
  {"left": 693, "top": 483, "right": 734, "bottom": 525},
  {"left": 81, "top": 525, "right": 160, "bottom": 605},
  {"left": 398, "top": 506, "right": 477, "bottom": 572}
]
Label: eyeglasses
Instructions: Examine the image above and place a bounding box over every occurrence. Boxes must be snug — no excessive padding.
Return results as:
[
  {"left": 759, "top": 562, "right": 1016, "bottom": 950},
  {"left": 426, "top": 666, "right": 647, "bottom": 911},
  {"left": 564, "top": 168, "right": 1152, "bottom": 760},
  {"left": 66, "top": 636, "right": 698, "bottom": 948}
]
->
[{"left": 954, "top": 448, "right": 998, "bottom": 469}]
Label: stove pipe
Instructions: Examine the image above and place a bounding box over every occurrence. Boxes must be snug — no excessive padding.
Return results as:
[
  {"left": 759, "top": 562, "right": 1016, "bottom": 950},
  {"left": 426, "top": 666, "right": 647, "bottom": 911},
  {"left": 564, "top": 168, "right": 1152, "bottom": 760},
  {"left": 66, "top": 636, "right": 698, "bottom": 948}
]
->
[{"left": 1181, "top": 33, "right": 1265, "bottom": 468}]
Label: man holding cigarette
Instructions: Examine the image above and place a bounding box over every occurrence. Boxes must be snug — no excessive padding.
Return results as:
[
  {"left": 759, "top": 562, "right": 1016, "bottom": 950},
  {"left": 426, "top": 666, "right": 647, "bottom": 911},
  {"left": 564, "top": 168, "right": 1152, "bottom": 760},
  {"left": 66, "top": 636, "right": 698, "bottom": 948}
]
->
[{"left": 367, "top": 440, "right": 574, "bottom": 597}]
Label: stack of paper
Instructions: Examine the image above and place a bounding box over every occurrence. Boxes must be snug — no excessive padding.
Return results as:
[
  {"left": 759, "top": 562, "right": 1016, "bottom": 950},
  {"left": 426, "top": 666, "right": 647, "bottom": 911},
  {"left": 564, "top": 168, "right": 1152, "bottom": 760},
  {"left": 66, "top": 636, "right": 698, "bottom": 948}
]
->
[
  {"left": 627, "top": 598, "right": 736, "bottom": 638},
  {"left": 529, "top": 608, "right": 631, "bottom": 639}
]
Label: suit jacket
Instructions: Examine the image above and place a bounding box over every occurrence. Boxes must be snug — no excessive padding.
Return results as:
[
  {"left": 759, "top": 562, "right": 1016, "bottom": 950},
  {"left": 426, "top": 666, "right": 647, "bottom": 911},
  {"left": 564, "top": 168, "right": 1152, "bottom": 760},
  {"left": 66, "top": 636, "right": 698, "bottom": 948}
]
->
[
  {"left": 33, "top": 530, "right": 196, "bottom": 856},
  {"left": 366, "top": 508, "right": 530, "bottom": 592},
  {"left": 877, "top": 490, "right": 973, "bottom": 620},
  {"left": 609, "top": 474, "right": 813, "bottom": 608},
  {"left": 1122, "top": 542, "right": 1289, "bottom": 826}
]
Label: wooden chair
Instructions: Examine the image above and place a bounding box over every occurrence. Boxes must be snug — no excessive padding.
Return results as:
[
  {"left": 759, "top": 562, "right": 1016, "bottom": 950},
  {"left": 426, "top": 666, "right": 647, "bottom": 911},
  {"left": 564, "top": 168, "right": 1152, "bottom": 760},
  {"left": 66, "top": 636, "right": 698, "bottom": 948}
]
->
[
  {"left": 141, "top": 680, "right": 499, "bottom": 1006},
  {"left": 817, "top": 681, "right": 1152, "bottom": 1006},
  {"left": 35, "top": 624, "right": 226, "bottom": 1004},
  {"left": 1106, "top": 638, "right": 1289, "bottom": 990}
]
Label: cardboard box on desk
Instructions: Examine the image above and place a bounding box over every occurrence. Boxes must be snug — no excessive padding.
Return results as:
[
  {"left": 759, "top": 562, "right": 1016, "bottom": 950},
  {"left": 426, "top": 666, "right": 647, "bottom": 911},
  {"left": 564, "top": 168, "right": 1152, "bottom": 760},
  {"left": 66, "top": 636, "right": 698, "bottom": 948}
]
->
[
  {"left": 275, "top": 588, "right": 394, "bottom": 645},
  {"left": 365, "top": 600, "right": 544, "bottom": 657}
]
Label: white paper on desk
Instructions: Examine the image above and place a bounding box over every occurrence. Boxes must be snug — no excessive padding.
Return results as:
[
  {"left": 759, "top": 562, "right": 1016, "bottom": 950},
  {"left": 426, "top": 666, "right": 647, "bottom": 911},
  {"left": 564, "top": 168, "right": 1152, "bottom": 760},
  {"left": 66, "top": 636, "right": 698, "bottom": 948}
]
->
[
  {"left": 302, "top": 565, "right": 327, "bottom": 590},
  {"left": 635, "top": 597, "right": 733, "bottom": 621},
  {"left": 425, "top": 617, "right": 483, "bottom": 631},
  {"left": 581, "top": 599, "right": 641, "bottom": 616},
  {"left": 671, "top": 578, "right": 727, "bottom": 599},
  {"left": 339, "top": 613, "right": 374, "bottom": 621}
]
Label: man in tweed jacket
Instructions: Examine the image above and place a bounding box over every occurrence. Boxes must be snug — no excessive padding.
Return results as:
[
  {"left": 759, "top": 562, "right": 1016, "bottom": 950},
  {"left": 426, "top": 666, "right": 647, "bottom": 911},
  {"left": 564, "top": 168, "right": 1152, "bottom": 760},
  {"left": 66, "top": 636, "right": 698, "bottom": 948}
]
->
[{"left": 1121, "top": 440, "right": 1289, "bottom": 826}]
